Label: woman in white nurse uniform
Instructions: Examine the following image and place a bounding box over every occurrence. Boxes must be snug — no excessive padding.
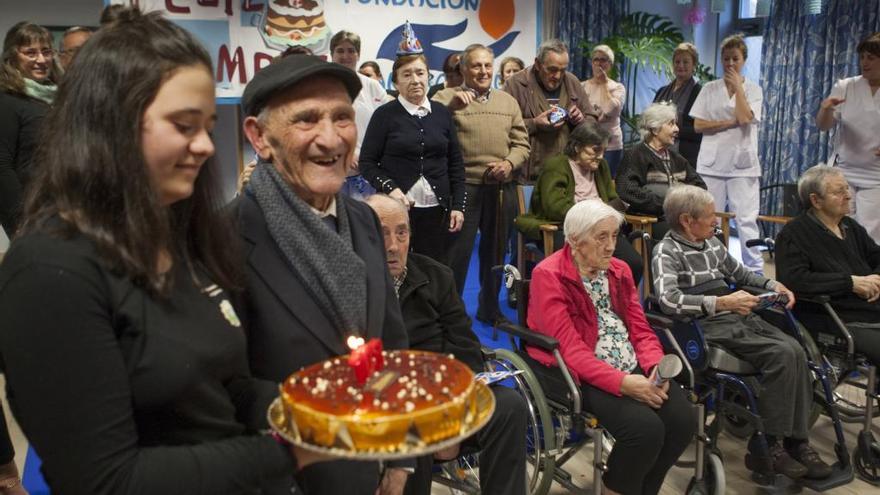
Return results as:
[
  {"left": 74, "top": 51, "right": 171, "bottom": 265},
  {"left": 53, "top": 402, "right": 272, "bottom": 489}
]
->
[
  {"left": 816, "top": 32, "right": 880, "bottom": 243},
  {"left": 689, "top": 34, "right": 764, "bottom": 272}
]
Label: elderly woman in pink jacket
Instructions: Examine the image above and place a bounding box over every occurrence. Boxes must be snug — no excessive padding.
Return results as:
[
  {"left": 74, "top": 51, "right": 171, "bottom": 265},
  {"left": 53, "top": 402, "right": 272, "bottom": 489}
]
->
[{"left": 527, "top": 199, "right": 694, "bottom": 495}]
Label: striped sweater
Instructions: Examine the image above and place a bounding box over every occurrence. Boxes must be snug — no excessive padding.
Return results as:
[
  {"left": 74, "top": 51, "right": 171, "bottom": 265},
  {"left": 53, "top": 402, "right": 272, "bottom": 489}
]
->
[{"left": 652, "top": 230, "right": 775, "bottom": 316}]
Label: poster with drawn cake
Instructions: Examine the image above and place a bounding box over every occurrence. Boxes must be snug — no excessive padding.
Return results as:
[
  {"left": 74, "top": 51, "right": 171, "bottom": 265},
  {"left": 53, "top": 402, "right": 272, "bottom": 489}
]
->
[{"left": 108, "top": 0, "right": 540, "bottom": 99}]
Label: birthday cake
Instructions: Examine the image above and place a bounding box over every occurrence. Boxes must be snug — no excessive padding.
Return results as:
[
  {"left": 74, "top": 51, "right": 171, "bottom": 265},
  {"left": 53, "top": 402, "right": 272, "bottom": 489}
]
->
[{"left": 279, "top": 349, "right": 479, "bottom": 453}]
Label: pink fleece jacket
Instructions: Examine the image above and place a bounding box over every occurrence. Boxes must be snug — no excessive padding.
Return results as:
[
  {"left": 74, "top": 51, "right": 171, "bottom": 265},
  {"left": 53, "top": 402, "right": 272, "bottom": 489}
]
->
[{"left": 526, "top": 246, "right": 665, "bottom": 396}]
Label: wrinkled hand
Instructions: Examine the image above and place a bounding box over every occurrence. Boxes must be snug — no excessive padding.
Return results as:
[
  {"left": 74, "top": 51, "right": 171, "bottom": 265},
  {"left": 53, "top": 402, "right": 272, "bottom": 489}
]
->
[
  {"left": 447, "top": 90, "right": 476, "bottom": 111},
  {"left": 773, "top": 282, "right": 796, "bottom": 309},
  {"left": 534, "top": 108, "right": 565, "bottom": 131},
  {"left": 820, "top": 96, "right": 846, "bottom": 111},
  {"left": 375, "top": 468, "right": 410, "bottom": 495},
  {"left": 620, "top": 374, "right": 668, "bottom": 409},
  {"left": 389, "top": 188, "right": 412, "bottom": 209},
  {"left": 567, "top": 105, "right": 586, "bottom": 126},
  {"left": 852, "top": 275, "right": 880, "bottom": 302},
  {"left": 237, "top": 160, "right": 257, "bottom": 192},
  {"left": 716, "top": 290, "right": 759, "bottom": 315},
  {"left": 487, "top": 160, "right": 512, "bottom": 182},
  {"left": 448, "top": 210, "right": 464, "bottom": 232}
]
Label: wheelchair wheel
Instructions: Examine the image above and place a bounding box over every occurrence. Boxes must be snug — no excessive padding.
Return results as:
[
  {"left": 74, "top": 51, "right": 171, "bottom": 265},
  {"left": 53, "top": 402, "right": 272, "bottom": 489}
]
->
[
  {"left": 685, "top": 452, "right": 725, "bottom": 495},
  {"left": 832, "top": 369, "right": 880, "bottom": 422},
  {"left": 721, "top": 381, "right": 757, "bottom": 440},
  {"left": 854, "top": 442, "right": 880, "bottom": 484},
  {"left": 489, "top": 349, "right": 556, "bottom": 495},
  {"left": 437, "top": 456, "right": 480, "bottom": 494}
]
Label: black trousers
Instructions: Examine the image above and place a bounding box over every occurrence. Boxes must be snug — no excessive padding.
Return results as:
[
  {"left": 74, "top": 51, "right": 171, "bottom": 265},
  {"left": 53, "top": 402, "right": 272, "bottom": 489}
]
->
[
  {"left": 403, "top": 386, "right": 528, "bottom": 495},
  {"left": 447, "top": 183, "right": 516, "bottom": 318},
  {"left": 582, "top": 375, "right": 695, "bottom": 495},
  {"left": 409, "top": 206, "right": 449, "bottom": 265},
  {"left": 295, "top": 460, "right": 380, "bottom": 494}
]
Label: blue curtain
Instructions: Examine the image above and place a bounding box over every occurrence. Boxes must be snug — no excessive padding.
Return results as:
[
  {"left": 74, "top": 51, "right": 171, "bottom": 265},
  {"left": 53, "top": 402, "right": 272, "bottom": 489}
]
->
[
  {"left": 556, "top": 1, "right": 626, "bottom": 79},
  {"left": 759, "top": 0, "right": 880, "bottom": 216}
]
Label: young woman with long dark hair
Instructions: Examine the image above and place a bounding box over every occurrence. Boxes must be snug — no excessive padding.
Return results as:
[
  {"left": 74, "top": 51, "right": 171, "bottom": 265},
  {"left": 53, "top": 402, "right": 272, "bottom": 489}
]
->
[{"left": 0, "top": 10, "right": 316, "bottom": 494}]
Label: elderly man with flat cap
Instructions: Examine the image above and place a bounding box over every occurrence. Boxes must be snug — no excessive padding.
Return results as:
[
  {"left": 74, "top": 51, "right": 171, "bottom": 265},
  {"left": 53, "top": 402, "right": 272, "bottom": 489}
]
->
[{"left": 233, "top": 54, "right": 412, "bottom": 494}]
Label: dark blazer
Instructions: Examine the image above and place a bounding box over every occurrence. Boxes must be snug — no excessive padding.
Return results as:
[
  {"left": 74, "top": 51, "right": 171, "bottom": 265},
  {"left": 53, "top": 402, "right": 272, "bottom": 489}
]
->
[
  {"left": 399, "top": 253, "right": 483, "bottom": 372},
  {"left": 233, "top": 190, "right": 409, "bottom": 382}
]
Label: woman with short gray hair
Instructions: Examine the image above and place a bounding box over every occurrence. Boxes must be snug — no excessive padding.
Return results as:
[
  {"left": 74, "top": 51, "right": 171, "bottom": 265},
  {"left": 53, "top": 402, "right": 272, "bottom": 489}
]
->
[
  {"left": 616, "top": 102, "right": 706, "bottom": 240},
  {"left": 528, "top": 199, "right": 695, "bottom": 495},
  {"left": 776, "top": 164, "right": 880, "bottom": 364},
  {"left": 517, "top": 121, "right": 645, "bottom": 282}
]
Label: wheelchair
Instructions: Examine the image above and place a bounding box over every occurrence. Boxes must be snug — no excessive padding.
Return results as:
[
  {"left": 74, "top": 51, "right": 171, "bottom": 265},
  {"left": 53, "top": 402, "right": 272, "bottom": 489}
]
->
[
  {"left": 642, "top": 234, "right": 855, "bottom": 491},
  {"left": 746, "top": 236, "right": 880, "bottom": 484},
  {"left": 448, "top": 264, "right": 721, "bottom": 495}
]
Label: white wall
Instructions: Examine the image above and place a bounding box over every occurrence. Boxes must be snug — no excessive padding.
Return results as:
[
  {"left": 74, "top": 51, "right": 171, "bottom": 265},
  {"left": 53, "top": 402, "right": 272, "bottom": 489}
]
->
[{"left": 0, "top": 0, "right": 103, "bottom": 42}]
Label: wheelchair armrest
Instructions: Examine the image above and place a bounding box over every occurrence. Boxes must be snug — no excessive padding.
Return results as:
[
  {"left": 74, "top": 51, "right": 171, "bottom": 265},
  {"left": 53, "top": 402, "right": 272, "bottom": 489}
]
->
[
  {"left": 538, "top": 223, "right": 559, "bottom": 232},
  {"left": 798, "top": 294, "right": 831, "bottom": 304},
  {"left": 495, "top": 321, "right": 559, "bottom": 351},
  {"left": 624, "top": 213, "right": 658, "bottom": 226},
  {"left": 738, "top": 285, "right": 773, "bottom": 296},
  {"left": 480, "top": 347, "right": 496, "bottom": 361}
]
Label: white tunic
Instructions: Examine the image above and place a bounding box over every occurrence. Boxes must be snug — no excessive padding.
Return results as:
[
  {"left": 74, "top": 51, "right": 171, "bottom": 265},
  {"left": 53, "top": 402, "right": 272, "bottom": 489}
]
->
[
  {"left": 828, "top": 76, "right": 880, "bottom": 187},
  {"left": 354, "top": 73, "right": 391, "bottom": 156},
  {"left": 689, "top": 78, "right": 763, "bottom": 178}
]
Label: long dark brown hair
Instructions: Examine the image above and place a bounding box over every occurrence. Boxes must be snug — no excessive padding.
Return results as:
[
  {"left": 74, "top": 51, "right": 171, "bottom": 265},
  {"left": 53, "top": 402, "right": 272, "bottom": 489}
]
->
[
  {"left": 21, "top": 9, "right": 241, "bottom": 295},
  {"left": 0, "top": 21, "right": 62, "bottom": 95}
]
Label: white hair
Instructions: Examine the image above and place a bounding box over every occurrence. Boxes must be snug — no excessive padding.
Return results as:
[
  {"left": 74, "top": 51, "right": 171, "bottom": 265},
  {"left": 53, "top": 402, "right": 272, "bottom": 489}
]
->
[
  {"left": 638, "top": 102, "right": 678, "bottom": 141},
  {"left": 592, "top": 44, "right": 615, "bottom": 64},
  {"left": 564, "top": 200, "right": 624, "bottom": 246}
]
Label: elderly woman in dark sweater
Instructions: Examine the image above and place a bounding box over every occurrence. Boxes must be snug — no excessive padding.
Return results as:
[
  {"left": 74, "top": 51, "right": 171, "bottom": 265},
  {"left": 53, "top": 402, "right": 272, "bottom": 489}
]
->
[
  {"left": 616, "top": 102, "right": 706, "bottom": 240},
  {"left": 360, "top": 52, "right": 465, "bottom": 263},
  {"left": 776, "top": 165, "right": 880, "bottom": 364},
  {"left": 517, "top": 121, "right": 644, "bottom": 283}
]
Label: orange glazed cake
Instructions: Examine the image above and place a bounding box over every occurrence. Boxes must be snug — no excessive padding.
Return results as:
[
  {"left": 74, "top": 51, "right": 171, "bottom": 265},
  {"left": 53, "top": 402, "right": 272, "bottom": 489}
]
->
[{"left": 280, "top": 350, "right": 478, "bottom": 453}]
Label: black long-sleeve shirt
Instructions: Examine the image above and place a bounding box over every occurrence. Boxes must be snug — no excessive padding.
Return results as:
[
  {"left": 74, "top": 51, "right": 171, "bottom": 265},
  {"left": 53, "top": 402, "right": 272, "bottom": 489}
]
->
[
  {"left": 0, "top": 91, "right": 49, "bottom": 235},
  {"left": 0, "top": 227, "right": 293, "bottom": 494},
  {"left": 776, "top": 212, "right": 880, "bottom": 322}
]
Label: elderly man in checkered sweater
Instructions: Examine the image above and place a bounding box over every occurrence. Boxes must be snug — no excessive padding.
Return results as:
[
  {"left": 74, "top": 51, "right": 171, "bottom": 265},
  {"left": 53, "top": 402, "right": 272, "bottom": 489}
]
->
[{"left": 651, "top": 184, "right": 832, "bottom": 483}]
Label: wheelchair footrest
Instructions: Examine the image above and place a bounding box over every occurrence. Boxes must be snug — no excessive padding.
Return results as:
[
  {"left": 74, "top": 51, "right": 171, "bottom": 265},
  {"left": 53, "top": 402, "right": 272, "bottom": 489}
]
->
[{"left": 798, "top": 461, "right": 855, "bottom": 492}]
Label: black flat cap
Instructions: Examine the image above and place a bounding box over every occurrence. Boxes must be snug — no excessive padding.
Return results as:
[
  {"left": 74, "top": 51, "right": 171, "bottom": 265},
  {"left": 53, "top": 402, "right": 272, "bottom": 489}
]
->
[{"left": 241, "top": 54, "right": 362, "bottom": 116}]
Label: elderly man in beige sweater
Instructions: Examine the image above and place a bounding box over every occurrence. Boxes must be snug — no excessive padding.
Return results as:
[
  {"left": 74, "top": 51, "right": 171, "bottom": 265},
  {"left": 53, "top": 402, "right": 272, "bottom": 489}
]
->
[{"left": 433, "top": 44, "right": 530, "bottom": 324}]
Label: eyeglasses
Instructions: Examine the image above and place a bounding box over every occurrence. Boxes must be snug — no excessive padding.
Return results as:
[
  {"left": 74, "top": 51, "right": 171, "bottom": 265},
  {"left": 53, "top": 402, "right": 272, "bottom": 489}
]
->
[
  {"left": 18, "top": 48, "right": 54, "bottom": 60},
  {"left": 592, "top": 57, "right": 610, "bottom": 64}
]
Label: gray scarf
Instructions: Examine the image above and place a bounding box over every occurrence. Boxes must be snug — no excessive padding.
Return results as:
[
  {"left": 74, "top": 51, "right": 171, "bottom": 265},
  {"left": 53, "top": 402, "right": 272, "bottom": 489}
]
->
[{"left": 248, "top": 163, "right": 367, "bottom": 336}]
